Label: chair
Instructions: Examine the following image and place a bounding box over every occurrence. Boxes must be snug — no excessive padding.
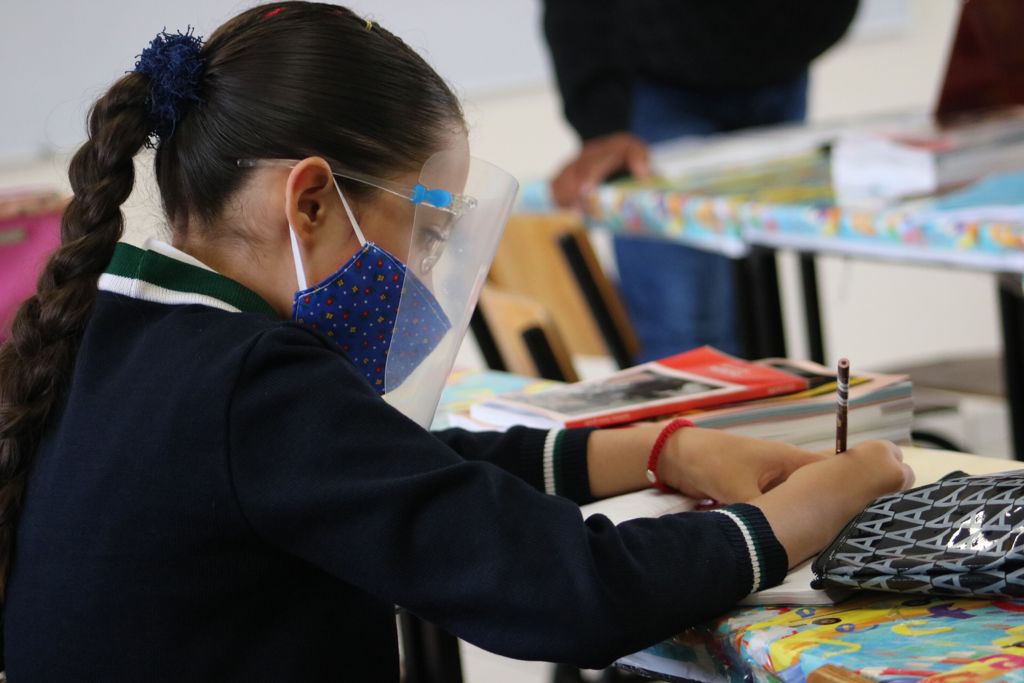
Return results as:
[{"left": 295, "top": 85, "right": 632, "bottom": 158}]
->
[
  {"left": 476, "top": 285, "right": 578, "bottom": 382},
  {"left": 486, "top": 213, "right": 640, "bottom": 370}
]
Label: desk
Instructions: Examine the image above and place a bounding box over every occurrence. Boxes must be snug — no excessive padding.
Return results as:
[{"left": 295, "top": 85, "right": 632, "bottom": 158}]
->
[
  {"left": 618, "top": 448, "right": 1024, "bottom": 683},
  {"left": 518, "top": 160, "right": 1024, "bottom": 459},
  {"left": 739, "top": 173, "right": 1024, "bottom": 461}
]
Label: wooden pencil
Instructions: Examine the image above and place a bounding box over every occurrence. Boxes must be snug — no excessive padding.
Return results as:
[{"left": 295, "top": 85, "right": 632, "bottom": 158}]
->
[{"left": 836, "top": 357, "right": 850, "bottom": 454}]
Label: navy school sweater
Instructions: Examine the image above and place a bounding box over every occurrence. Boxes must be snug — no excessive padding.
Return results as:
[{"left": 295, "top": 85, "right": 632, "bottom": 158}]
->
[{"left": 4, "top": 241, "right": 786, "bottom": 681}]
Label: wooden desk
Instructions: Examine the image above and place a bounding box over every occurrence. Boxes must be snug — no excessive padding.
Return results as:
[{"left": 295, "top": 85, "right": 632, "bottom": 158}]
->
[{"left": 618, "top": 447, "right": 1024, "bottom": 683}]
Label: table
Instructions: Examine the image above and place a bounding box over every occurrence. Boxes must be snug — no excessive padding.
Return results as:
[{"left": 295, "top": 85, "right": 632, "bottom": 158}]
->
[
  {"left": 617, "top": 448, "right": 1024, "bottom": 683},
  {"left": 518, "top": 152, "right": 1024, "bottom": 459}
]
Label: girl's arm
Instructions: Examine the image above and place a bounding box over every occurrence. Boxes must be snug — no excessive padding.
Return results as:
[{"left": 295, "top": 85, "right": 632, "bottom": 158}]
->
[
  {"left": 230, "top": 326, "right": 910, "bottom": 665},
  {"left": 436, "top": 417, "right": 901, "bottom": 531},
  {"left": 586, "top": 422, "right": 914, "bottom": 568},
  {"left": 432, "top": 427, "right": 597, "bottom": 503}
]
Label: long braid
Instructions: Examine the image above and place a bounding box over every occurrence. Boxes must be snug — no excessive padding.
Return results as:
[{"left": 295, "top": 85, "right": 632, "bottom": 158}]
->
[{"left": 0, "top": 73, "right": 151, "bottom": 598}]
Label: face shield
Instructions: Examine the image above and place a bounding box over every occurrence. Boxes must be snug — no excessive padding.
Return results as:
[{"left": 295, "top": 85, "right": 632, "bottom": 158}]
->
[
  {"left": 382, "top": 151, "right": 518, "bottom": 426},
  {"left": 239, "top": 153, "right": 519, "bottom": 428}
]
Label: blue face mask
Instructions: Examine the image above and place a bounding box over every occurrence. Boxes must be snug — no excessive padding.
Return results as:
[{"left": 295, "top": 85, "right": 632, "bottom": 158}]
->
[{"left": 289, "top": 183, "right": 451, "bottom": 394}]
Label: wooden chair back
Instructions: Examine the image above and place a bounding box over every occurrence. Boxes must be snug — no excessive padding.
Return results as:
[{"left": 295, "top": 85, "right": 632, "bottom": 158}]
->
[
  {"left": 488, "top": 212, "right": 639, "bottom": 367},
  {"left": 476, "top": 285, "right": 578, "bottom": 382}
]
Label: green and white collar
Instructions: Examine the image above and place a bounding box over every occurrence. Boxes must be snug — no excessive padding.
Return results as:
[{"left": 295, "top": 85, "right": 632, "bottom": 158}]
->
[{"left": 98, "top": 239, "right": 277, "bottom": 316}]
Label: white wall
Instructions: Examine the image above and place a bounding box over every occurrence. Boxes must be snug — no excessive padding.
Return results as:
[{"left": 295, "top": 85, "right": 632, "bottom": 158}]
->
[
  {"left": 0, "top": 0, "right": 552, "bottom": 162},
  {"left": 1, "top": 0, "right": 1002, "bottom": 374}
]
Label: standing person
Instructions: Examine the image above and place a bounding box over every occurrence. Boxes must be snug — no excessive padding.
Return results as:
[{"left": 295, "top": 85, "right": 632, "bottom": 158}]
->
[
  {"left": 544, "top": 0, "right": 860, "bottom": 361},
  {"left": 0, "top": 3, "right": 910, "bottom": 680}
]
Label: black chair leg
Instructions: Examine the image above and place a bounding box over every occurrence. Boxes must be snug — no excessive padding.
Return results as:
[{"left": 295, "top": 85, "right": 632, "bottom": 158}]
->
[{"left": 399, "top": 611, "right": 463, "bottom": 683}]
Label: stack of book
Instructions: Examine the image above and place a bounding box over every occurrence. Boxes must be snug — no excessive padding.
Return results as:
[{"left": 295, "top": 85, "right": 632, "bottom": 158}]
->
[
  {"left": 831, "top": 108, "right": 1024, "bottom": 205},
  {"left": 449, "top": 347, "right": 913, "bottom": 453}
]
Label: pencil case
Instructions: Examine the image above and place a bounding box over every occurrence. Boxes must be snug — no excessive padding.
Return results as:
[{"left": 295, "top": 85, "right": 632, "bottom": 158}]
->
[{"left": 811, "top": 469, "right": 1024, "bottom": 599}]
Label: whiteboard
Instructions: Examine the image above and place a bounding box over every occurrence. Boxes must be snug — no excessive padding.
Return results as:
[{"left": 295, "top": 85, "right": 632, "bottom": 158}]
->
[{"left": 0, "top": 0, "right": 552, "bottom": 163}]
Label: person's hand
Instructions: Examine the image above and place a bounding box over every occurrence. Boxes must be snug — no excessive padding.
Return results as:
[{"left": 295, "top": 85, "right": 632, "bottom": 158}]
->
[
  {"left": 656, "top": 427, "right": 826, "bottom": 504},
  {"left": 750, "top": 440, "right": 915, "bottom": 567},
  {"left": 551, "top": 132, "right": 652, "bottom": 208},
  {"left": 785, "top": 440, "right": 915, "bottom": 502}
]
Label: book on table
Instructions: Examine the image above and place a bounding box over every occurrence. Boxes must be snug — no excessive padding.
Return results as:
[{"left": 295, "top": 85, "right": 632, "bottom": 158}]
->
[
  {"left": 831, "top": 107, "right": 1024, "bottom": 205},
  {"left": 467, "top": 346, "right": 809, "bottom": 430},
  {"left": 456, "top": 350, "right": 913, "bottom": 453},
  {"left": 683, "top": 357, "right": 913, "bottom": 452}
]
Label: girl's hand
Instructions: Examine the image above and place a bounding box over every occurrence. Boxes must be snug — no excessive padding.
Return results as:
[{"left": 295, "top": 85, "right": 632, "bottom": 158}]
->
[
  {"left": 751, "top": 440, "right": 914, "bottom": 566},
  {"left": 657, "top": 426, "right": 825, "bottom": 503}
]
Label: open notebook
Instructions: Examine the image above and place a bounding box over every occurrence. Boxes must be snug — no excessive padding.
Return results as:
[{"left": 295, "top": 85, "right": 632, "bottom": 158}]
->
[{"left": 579, "top": 490, "right": 848, "bottom": 606}]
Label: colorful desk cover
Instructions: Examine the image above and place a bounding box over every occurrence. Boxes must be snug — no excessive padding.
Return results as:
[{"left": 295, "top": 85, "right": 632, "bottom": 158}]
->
[
  {"left": 518, "top": 159, "right": 1024, "bottom": 273},
  {"left": 622, "top": 593, "right": 1024, "bottom": 683},
  {"left": 618, "top": 445, "right": 1024, "bottom": 682}
]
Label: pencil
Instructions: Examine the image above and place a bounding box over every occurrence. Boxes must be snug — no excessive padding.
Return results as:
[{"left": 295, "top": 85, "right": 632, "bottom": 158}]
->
[{"left": 835, "top": 358, "right": 850, "bottom": 454}]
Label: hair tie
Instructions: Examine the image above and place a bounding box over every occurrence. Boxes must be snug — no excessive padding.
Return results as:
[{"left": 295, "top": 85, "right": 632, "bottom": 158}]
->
[
  {"left": 133, "top": 27, "right": 206, "bottom": 144},
  {"left": 365, "top": 18, "right": 374, "bottom": 31}
]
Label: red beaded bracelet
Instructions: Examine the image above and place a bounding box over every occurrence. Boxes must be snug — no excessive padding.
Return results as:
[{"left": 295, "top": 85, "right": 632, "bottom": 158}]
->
[{"left": 646, "top": 418, "right": 694, "bottom": 492}]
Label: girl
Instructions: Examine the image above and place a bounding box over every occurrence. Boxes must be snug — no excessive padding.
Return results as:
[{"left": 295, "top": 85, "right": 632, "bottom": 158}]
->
[{"left": 0, "top": 3, "right": 911, "bottom": 680}]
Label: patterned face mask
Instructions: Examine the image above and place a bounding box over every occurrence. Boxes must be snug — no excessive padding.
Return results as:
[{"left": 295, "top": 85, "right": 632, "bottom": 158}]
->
[{"left": 289, "top": 180, "right": 451, "bottom": 395}]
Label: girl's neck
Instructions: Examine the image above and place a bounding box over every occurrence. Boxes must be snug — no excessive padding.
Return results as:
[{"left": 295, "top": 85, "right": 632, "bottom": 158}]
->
[{"left": 171, "top": 232, "right": 293, "bottom": 319}]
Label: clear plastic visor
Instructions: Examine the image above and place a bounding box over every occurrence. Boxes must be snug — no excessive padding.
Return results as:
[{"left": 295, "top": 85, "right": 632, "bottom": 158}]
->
[{"left": 382, "top": 151, "right": 518, "bottom": 426}]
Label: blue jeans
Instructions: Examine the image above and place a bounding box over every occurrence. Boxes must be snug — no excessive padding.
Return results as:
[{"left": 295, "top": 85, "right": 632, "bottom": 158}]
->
[{"left": 616, "top": 72, "right": 808, "bottom": 361}]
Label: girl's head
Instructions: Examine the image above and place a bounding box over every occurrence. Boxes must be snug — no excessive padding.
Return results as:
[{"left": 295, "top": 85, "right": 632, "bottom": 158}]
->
[
  {"left": 0, "top": 2, "right": 477, "bottom": 597},
  {"left": 157, "top": 3, "right": 468, "bottom": 313}
]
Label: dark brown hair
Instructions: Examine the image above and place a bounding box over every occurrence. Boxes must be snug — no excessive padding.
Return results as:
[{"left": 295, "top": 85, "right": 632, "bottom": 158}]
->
[{"left": 0, "top": 2, "right": 463, "bottom": 597}]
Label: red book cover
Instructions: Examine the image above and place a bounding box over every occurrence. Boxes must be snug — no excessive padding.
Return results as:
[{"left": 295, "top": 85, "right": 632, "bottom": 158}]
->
[{"left": 470, "top": 346, "right": 808, "bottom": 429}]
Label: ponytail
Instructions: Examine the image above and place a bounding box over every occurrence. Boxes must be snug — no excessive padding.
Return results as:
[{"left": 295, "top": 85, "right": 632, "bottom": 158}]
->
[{"left": 0, "top": 73, "right": 151, "bottom": 597}]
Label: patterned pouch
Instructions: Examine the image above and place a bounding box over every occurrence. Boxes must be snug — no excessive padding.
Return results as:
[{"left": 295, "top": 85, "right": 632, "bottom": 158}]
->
[{"left": 811, "top": 469, "right": 1024, "bottom": 598}]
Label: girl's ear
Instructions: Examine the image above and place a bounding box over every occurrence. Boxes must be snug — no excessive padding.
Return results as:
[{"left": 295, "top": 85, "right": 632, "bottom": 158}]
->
[{"left": 284, "top": 157, "right": 335, "bottom": 241}]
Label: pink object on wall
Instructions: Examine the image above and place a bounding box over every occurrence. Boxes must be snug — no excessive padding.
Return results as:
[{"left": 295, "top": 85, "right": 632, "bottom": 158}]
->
[{"left": 0, "top": 191, "right": 65, "bottom": 343}]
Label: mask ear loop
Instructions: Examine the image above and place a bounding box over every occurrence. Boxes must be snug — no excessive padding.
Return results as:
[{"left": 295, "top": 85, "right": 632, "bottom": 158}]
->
[
  {"left": 289, "top": 177, "right": 368, "bottom": 292},
  {"left": 289, "top": 225, "right": 308, "bottom": 291},
  {"left": 333, "top": 177, "right": 367, "bottom": 247}
]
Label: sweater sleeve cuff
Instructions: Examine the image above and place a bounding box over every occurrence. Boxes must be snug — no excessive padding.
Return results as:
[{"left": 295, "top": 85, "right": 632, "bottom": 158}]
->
[
  {"left": 521, "top": 427, "right": 596, "bottom": 504},
  {"left": 709, "top": 503, "right": 788, "bottom": 595}
]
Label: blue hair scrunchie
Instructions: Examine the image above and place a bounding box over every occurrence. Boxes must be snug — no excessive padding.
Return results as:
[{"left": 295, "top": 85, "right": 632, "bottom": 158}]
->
[{"left": 133, "top": 27, "right": 206, "bottom": 143}]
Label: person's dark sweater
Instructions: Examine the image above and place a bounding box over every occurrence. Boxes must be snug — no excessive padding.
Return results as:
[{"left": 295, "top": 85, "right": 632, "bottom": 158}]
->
[
  {"left": 4, "top": 241, "right": 787, "bottom": 681},
  {"left": 543, "top": 0, "right": 860, "bottom": 140}
]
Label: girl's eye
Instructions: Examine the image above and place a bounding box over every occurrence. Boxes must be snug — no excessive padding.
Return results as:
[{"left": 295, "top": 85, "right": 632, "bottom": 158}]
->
[{"left": 422, "top": 227, "right": 447, "bottom": 249}]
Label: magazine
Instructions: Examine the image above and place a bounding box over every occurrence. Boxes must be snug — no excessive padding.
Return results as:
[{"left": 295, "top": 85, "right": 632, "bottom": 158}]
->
[
  {"left": 469, "top": 347, "right": 808, "bottom": 429},
  {"left": 448, "top": 358, "right": 913, "bottom": 453}
]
